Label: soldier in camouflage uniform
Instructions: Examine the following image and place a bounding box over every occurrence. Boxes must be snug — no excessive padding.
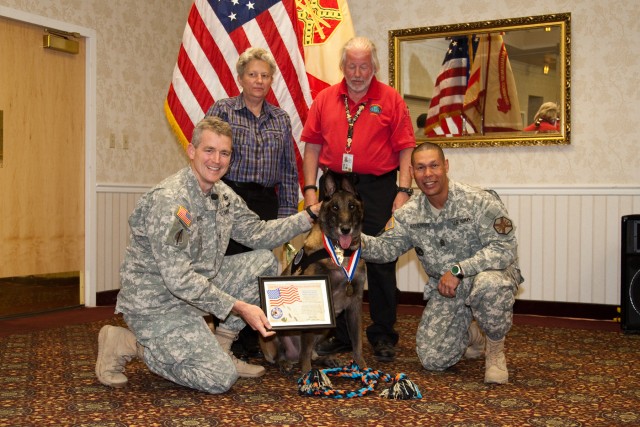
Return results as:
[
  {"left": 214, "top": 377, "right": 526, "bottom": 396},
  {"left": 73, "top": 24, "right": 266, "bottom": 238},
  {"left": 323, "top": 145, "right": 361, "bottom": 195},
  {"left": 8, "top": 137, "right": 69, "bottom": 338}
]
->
[
  {"left": 361, "top": 142, "right": 523, "bottom": 384},
  {"left": 95, "top": 117, "right": 319, "bottom": 394}
]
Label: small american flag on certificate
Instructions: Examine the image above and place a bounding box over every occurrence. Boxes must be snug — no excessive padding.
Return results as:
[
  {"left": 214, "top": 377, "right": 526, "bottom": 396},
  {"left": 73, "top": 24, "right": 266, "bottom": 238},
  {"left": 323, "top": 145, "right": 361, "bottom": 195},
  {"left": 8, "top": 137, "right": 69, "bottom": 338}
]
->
[{"left": 267, "top": 286, "right": 302, "bottom": 306}]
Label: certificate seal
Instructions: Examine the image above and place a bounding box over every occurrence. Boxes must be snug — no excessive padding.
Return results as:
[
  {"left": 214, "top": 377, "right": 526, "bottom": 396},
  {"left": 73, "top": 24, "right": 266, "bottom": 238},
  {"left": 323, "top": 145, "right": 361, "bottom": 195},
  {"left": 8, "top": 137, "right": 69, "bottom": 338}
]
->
[{"left": 270, "top": 307, "right": 284, "bottom": 320}]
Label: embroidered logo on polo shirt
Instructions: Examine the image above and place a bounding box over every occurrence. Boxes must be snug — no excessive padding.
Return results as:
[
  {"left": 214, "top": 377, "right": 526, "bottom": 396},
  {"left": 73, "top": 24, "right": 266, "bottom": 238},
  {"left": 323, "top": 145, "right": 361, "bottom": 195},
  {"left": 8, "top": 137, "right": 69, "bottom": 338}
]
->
[{"left": 369, "top": 104, "right": 382, "bottom": 114}]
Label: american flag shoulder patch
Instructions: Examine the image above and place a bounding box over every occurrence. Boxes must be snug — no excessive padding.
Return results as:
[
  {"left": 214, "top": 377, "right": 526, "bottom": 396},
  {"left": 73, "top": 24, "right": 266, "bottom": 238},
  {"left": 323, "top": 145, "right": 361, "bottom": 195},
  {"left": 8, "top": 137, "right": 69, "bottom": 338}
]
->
[{"left": 176, "top": 205, "right": 192, "bottom": 228}]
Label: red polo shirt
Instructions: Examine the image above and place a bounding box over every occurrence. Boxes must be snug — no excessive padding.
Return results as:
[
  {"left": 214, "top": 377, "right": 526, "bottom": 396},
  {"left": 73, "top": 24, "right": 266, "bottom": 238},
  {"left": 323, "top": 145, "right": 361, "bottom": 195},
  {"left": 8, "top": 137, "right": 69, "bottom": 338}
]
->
[
  {"left": 301, "top": 77, "right": 415, "bottom": 175},
  {"left": 523, "top": 121, "right": 560, "bottom": 132}
]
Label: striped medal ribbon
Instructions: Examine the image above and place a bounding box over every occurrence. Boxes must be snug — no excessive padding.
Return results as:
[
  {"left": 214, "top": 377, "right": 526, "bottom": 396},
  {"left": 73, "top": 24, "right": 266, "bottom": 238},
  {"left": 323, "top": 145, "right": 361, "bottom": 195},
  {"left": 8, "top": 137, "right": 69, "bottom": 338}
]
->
[{"left": 322, "top": 234, "right": 361, "bottom": 282}]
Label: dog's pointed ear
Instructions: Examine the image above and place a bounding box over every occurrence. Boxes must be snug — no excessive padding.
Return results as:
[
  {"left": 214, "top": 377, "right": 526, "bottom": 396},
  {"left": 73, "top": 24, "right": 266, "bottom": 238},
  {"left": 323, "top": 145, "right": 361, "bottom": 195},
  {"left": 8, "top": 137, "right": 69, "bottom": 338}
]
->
[
  {"left": 321, "top": 171, "right": 338, "bottom": 200},
  {"left": 340, "top": 176, "right": 357, "bottom": 196}
]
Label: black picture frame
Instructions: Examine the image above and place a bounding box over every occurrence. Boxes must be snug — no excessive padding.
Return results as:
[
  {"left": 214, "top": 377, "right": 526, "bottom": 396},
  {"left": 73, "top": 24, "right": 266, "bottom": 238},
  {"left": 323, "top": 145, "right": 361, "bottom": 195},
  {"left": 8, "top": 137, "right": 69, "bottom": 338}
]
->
[{"left": 258, "top": 275, "right": 335, "bottom": 331}]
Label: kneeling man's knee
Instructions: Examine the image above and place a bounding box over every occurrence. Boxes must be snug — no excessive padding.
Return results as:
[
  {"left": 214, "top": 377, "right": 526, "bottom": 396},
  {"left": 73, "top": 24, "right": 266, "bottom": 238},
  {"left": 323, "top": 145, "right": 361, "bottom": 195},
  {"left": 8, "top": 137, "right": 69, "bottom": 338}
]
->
[
  {"left": 418, "top": 348, "right": 458, "bottom": 371},
  {"left": 193, "top": 362, "right": 239, "bottom": 394}
]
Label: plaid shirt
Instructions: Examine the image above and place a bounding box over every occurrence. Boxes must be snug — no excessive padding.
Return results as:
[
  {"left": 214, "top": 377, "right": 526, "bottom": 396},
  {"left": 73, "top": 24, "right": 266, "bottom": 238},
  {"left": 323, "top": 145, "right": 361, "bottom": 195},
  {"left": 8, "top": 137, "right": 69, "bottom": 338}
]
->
[{"left": 206, "top": 95, "right": 299, "bottom": 217}]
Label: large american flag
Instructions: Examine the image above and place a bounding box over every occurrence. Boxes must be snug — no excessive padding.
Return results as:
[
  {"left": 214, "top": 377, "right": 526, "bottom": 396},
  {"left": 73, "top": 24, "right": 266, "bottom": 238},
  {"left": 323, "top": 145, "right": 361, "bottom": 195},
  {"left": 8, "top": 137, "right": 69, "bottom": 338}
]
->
[
  {"left": 424, "top": 36, "right": 473, "bottom": 137},
  {"left": 165, "top": 0, "right": 312, "bottom": 170},
  {"left": 267, "top": 286, "right": 302, "bottom": 306}
]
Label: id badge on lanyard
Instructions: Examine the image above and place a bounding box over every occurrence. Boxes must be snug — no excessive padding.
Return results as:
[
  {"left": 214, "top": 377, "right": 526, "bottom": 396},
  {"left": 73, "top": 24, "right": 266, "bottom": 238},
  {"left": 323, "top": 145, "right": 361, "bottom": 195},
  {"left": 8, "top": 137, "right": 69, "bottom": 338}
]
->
[
  {"left": 342, "top": 153, "right": 354, "bottom": 172},
  {"left": 343, "top": 95, "right": 365, "bottom": 173}
]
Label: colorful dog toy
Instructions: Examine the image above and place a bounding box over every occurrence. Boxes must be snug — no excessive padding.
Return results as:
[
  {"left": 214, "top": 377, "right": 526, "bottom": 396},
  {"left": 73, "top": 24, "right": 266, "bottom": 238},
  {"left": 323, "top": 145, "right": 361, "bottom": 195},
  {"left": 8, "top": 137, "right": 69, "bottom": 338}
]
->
[{"left": 297, "top": 361, "right": 422, "bottom": 399}]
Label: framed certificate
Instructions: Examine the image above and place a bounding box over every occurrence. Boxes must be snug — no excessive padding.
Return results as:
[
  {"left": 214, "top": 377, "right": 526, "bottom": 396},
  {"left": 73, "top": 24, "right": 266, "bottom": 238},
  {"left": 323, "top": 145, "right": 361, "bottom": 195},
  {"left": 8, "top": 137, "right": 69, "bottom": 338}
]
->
[{"left": 258, "top": 275, "right": 335, "bottom": 330}]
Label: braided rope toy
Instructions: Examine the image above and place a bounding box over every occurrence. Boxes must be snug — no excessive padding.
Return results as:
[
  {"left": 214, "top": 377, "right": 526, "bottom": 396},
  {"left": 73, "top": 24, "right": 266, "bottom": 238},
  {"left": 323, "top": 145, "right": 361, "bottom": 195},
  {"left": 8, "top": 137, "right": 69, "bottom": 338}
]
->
[{"left": 297, "top": 361, "right": 422, "bottom": 399}]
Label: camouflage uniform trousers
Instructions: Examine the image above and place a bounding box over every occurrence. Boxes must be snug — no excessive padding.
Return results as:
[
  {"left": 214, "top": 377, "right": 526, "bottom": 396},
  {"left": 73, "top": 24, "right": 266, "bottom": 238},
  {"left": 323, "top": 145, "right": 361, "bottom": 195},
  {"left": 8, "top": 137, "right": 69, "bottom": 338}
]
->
[
  {"left": 125, "top": 249, "right": 278, "bottom": 394},
  {"left": 416, "top": 266, "right": 520, "bottom": 371}
]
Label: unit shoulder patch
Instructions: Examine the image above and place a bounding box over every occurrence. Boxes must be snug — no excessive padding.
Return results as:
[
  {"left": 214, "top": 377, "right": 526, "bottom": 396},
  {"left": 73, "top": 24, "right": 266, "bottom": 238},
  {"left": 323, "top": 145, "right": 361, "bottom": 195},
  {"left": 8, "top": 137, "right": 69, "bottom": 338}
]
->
[{"left": 493, "top": 216, "right": 513, "bottom": 235}]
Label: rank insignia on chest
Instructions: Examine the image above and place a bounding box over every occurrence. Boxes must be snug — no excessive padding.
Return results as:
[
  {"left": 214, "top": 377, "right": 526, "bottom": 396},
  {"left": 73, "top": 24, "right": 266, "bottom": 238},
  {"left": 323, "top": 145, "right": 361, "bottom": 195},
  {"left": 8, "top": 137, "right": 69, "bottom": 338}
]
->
[{"left": 220, "top": 195, "right": 231, "bottom": 214}]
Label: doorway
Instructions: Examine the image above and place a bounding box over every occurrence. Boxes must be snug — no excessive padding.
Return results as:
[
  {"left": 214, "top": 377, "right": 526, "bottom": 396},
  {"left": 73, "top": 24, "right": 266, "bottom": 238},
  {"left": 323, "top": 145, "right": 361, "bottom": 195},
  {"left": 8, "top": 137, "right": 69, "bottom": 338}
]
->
[{"left": 0, "top": 16, "right": 86, "bottom": 318}]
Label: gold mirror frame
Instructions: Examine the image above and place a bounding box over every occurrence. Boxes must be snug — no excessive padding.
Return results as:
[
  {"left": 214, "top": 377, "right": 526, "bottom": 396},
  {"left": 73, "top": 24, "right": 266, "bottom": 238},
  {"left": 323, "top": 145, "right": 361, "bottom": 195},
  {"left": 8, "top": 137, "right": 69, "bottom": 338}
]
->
[{"left": 389, "top": 13, "right": 571, "bottom": 148}]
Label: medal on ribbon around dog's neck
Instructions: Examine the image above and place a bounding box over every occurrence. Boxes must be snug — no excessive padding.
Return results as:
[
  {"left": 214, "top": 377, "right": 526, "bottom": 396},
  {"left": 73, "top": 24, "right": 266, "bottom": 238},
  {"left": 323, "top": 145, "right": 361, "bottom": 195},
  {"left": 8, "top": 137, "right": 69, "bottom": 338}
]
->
[{"left": 322, "top": 233, "right": 361, "bottom": 296}]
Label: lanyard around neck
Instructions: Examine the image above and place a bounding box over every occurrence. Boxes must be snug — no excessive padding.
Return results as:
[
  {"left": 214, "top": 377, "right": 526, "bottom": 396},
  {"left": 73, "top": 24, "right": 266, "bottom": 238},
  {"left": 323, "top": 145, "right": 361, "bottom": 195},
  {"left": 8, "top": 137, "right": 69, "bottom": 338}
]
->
[{"left": 343, "top": 95, "right": 366, "bottom": 153}]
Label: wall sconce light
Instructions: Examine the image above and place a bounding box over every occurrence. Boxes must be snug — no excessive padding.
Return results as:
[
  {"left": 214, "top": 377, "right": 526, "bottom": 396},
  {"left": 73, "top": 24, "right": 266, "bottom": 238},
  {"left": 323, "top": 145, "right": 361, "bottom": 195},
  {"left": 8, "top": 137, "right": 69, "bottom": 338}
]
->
[{"left": 543, "top": 64, "right": 550, "bottom": 75}]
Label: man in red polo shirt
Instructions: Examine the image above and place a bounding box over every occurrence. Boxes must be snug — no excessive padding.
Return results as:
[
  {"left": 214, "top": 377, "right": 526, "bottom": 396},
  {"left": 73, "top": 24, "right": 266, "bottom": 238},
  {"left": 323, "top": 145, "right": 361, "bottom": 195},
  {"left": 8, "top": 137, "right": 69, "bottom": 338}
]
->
[{"left": 301, "top": 36, "right": 416, "bottom": 362}]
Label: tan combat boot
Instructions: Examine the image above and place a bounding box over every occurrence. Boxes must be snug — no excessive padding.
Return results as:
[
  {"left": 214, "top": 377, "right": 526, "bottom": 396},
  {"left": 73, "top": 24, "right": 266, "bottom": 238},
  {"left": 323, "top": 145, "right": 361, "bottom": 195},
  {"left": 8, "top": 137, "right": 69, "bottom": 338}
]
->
[
  {"left": 484, "top": 337, "right": 508, "bottom": 384},
  {"left": 464, "top": 321, "right": 485, "bottom": 359},
  {"left": 95, "top": 325, "right": 141, "bottom": 388},
  {"left": 215, "top": 327, "right": 266, "bottom": 378}
]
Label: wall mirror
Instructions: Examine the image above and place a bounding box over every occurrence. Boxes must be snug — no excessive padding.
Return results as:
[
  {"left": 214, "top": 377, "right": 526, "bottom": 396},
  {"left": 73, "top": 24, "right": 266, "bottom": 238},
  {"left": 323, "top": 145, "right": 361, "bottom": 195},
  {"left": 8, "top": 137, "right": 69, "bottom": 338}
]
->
[{"left": 389, "top": 13, "right": 571, "bottom": 148}]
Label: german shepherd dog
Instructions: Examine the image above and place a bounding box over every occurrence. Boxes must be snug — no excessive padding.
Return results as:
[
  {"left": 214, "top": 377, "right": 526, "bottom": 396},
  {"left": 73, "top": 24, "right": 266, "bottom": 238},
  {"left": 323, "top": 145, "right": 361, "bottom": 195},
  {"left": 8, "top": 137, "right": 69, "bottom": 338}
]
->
[{"left": 262, "top": 171, "right": 367, "bottom": 374}]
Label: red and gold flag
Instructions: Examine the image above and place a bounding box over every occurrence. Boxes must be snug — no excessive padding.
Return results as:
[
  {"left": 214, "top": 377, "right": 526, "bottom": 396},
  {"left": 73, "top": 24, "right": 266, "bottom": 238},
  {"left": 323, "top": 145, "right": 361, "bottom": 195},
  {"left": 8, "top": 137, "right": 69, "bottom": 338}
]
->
[
  {"left": 298, "top": 0, "right": 355, "bottom": 98},
  {"left": 463, "top": 33, "right": 521, "bottom": 133}
]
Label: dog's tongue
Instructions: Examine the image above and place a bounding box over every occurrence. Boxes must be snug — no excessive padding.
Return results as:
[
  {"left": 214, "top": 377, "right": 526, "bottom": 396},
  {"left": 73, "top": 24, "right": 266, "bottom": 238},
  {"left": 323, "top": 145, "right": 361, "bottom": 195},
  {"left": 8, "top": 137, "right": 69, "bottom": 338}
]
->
[{"left": 339, "top": 235, "right": 352, "bottom": 250}]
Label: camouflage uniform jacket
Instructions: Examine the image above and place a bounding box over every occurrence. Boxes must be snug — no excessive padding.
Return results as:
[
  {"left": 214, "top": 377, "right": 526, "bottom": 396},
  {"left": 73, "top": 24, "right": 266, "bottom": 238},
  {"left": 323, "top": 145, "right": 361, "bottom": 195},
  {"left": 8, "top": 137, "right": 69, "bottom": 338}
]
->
[
  {"left": 362, "top": 181, "right": 521, "bottom": 295},
  {"left": 116, "top": 166, "right": 311, "bottom": 337}
]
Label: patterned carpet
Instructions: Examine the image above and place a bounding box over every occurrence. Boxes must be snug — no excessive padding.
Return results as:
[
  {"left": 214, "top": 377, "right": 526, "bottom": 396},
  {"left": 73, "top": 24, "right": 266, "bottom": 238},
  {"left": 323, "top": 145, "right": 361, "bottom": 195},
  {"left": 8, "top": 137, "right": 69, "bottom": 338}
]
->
[{"left": 1, "top": 312, "right": 640, "bottom": 427}]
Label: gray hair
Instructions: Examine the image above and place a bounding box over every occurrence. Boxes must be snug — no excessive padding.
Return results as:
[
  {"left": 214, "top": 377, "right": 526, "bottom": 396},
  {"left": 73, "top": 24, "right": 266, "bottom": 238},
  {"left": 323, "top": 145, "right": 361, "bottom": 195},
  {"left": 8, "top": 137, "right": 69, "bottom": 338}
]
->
[
  {"left": 236, "top": 47, "right": 277, "bottom": 76},
  {"left": 340, "top": 37, "right": 380, "bottom": 74},
  {"left": 191, "top": 116, "right": 232, "bottom": 148}
]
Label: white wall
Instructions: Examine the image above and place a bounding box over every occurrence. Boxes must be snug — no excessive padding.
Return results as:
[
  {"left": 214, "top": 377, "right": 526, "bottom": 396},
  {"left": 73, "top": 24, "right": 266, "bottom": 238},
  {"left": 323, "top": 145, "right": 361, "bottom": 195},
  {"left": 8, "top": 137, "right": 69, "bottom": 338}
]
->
[{"left": 98, "top": 185, "right": 640, "bottom": 306}]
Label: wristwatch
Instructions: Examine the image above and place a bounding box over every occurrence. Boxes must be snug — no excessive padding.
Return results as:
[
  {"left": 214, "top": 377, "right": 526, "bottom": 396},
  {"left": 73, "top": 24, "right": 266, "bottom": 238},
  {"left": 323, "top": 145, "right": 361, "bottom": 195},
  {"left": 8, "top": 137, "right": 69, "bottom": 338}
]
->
[
  {"left": 397, "top": 187, "right": 414, "bottom": 196},
  {"left": 450, "top": 264, "right": 464, "bottom": 279}
]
